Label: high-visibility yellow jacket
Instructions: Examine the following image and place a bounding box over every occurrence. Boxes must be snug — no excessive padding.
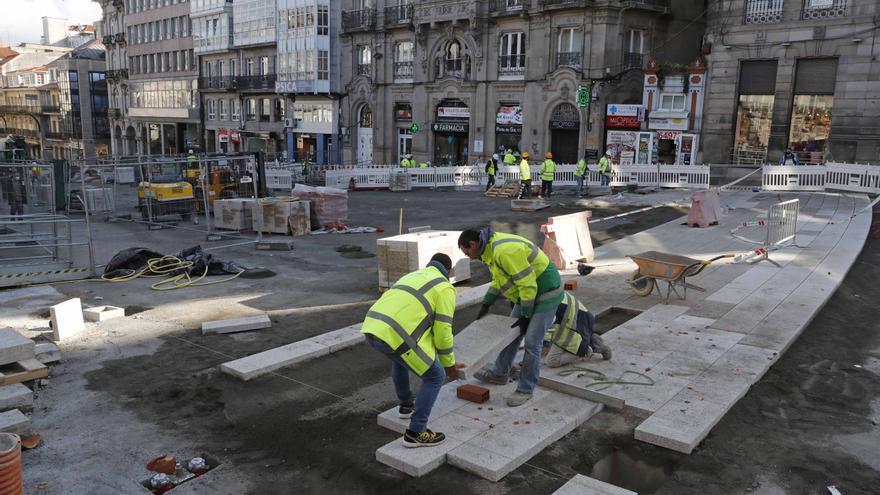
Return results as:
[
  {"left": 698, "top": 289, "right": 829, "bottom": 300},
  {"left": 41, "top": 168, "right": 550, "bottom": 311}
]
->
[
  {"left": 541, "top": 159, "right": 556, "bottom": 181},
  {"left": 400, "top": 158, "right": 413, "bottom": 167},
  {"left": 481, "top": 232, "right": 563, "bottom": 318},
  {"left": 575, "top": 159, "right": 588, "bottom": 177},
  {"left": 598, "top": 156, "right": 612, "bottom": 173},
  {"left": 518, "top": 158, "right": 531, "bottom": 181},
  {"left": 504, "top": 153, "right": 517, "bottom": 165},
  {"left": 361, "top": 265, "right": 455, "bottom": 375},
  {"left": 547, "top": 292, "right": 594, "bottom": 356}
]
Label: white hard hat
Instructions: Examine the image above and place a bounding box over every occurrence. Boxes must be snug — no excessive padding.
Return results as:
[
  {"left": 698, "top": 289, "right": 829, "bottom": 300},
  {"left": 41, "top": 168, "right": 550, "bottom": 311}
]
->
[
  {"left": 493, "top": 154, "right": 499, "bottom": 160},
  {"left": 605, "top": 150, "right": 612, "bottom": 155},
  {"left": 405, "top": 153, "right": 412, "bottom": 158},
  {"left": 188, "top": 149, "right": 194, "bottom": 154}
]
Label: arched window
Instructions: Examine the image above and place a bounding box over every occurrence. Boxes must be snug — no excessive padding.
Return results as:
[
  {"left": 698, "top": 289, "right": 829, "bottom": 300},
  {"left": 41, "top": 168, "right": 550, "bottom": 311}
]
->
[
  {"left": 358, "top": 105, "right": 373, "bottom": 128},
  {"left": 434, "top": 39, "right": 470, "bottom": 80}
]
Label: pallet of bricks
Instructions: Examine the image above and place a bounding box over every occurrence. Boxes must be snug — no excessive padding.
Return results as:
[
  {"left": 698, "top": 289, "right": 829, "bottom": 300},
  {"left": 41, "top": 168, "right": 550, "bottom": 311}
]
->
[
  {"left": 376, "top": 231, "right": 471, "bottom": 290},
  {"left": 0, "top": 327, "right": 58, "bottom": 441},
  {"left": 293, "top": 184, "right": 348, "bottom": 228},
  {"left": 213, "top": 198, "right": 256, "bottom": 231},
  {"left": 252, "top": 197, "right": 311, "bottom": 236}
]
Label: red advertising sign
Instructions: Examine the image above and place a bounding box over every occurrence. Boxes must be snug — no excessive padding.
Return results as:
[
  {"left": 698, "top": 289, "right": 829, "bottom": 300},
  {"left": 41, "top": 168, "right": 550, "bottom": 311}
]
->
[{"left": 605, "top": 115, "right": 641, "bottom": 128}]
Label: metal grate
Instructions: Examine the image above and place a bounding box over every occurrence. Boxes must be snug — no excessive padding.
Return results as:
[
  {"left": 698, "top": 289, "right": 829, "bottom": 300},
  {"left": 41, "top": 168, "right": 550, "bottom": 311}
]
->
[
  {"left": 803, "top": 0, "right": 846, "bottom": 19},
  {"left": 744, "top": 0, "right": 784, "bottom": 24}
]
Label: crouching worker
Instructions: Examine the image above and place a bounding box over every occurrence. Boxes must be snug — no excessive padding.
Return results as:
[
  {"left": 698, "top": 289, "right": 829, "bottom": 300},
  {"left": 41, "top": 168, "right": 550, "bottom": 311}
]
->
[
  {"left": 361, "top": 253, "right": 464, "bottom": 448},
  {"left": 544, "top": 292, "right": 612, "bottom": 368}
]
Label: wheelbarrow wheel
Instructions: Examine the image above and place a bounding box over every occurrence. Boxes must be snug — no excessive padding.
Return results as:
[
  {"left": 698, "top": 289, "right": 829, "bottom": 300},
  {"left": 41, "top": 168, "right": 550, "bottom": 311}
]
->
[{"left": 629, "top": 269, "right": 655, "bottom": 297}]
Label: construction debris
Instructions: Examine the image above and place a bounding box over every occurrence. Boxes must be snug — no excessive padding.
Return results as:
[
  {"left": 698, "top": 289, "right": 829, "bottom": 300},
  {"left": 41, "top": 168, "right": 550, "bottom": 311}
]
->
[
  {"left": 83, "top": 305, "right": 125, "bottom": 322},
  {"left": 34, "top": 343, "right": 61, "bottom": 365}
]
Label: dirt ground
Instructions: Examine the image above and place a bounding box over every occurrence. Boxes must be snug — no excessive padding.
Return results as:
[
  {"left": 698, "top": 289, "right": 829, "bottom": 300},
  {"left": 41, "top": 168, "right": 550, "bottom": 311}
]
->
[{"left": 15, "top": 189, "right": 880, "bottom": 494}]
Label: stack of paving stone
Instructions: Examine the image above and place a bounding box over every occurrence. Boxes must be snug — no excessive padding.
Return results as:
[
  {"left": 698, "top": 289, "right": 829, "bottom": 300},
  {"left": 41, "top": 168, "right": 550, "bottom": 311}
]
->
[{"left": 0, "top": 328, "right": 53, "bottom": 437}]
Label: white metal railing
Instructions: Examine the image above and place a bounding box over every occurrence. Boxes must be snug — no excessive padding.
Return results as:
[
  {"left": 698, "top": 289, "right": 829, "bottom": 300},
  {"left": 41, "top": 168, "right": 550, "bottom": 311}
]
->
[
  {"left": 823, "top": 162, "right": 880, "bottom": 194},
  {"left": 325, "top": 164, "right": 711, "bottom": 190},
  {"left": 767, "top": 199, "right": 799, "bottom": 246},
  {"left": 745, "top": 0, "right": 784, "bottom": 24},
  {"left": 762, "top": 165, "right": 826, "bottom": 191}
]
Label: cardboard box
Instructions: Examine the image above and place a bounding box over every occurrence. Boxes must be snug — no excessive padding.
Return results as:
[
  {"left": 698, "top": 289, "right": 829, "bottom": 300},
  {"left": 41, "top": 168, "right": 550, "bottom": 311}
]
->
[{"left": 376, "top": 230, "right": 471, "bottom": 288}]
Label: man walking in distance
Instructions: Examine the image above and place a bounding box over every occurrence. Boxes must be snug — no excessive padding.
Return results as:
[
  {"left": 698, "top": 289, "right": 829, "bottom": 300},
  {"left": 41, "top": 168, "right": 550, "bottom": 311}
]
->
[
  {"left": 517, "top": 151, "right": 532, "bottom": 199},
  {"left": 574, "top": 151, "right": 589, "bottom": 197},
  {"left": 485, "top": 153, "right": 499, "bottom": 191},
  {"left": 458, "top": 228, "right": 564, "bottom": 406},
  {"left": 540, "top": 152, "right": 556, "bottom": 199},
  {"left": 362, "top": 253, "right": 463, "bottom": 447},
  {"left": 598, "top": 150, "right": 613, "bottom": 187}
]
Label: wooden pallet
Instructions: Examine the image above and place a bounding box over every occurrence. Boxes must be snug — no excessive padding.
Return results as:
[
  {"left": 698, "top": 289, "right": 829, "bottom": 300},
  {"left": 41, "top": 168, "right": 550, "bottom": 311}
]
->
[
  {"left": 484, "top": 182, "right": 520, "bottom": 198},
  {"left": 0, "top": 359, "right": 48, "bottom": 386}
]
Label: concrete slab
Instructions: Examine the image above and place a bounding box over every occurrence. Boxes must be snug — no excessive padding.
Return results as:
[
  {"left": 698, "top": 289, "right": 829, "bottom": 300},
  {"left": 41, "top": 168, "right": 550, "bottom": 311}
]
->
[
  {"left": 376, "top": 436, "right": 464, "bottom": 477},
  {"left": 82, "top": 305, "right": 125, "bottom": 322},
  {"left": 0, "top": 384, "right": 32, "bottom": 411},
  {"left": 49, "top": 298, "right": 85, "bottom": 341},
  {"left": 0, "top": 329, "right": 35, "bottom": 366},
  {"left": 377, "top": 383, "right": 471, "bottom": 434},
  {"left": 452, "top": 314, "right": 519, "bottom": 380},
  {"left": 705, "top": 286, "right": 751, "bottom": 305},
  {"left": 635, "top": 388, "right": 730, "bottom": 454},
  {"left": 0, "top": 409, "right": 29, "bottom": 435},
  {"left": 447, "top": 392, "right": 603, "bottom": 481},
  {"left": 202, "top": 315, "right": 272, "bottom": 335},
  {"left": 552, "top": 474, "right": 637, "bottom": 495},
  {"left": 219, "top": 340, "right": 330, "bottom": 380},
  {"left": 309, "top": 324, "right": 363, "bottom": 352},
  {"left": 34, "top": 342, "right": 61, "bottom": 364}
]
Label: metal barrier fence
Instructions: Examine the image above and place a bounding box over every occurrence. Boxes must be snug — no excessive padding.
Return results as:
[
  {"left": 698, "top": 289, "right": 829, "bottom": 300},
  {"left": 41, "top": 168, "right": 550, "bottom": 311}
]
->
[
  {"left": 767, "top": 199, "right": 799, "bottom": 246},
  {"left": 325, "top": 164, "right": 712, "bottom": 190},
  {"left": 761, "top": 163, "right": 880, "bottom": 194}
]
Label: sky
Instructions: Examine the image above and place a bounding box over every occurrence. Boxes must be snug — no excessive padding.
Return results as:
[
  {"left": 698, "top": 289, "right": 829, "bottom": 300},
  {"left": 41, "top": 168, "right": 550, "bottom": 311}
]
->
[{"left": 0, "top": 0, "right": 102, "bottom": 46}]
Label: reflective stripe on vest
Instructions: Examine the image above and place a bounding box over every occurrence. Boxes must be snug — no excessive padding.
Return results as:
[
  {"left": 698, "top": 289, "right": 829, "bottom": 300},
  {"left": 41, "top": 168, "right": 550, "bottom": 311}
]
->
[
  {"left": 367, "top": 276, "right": 446, "bottom": 371},
  {"left": 491, "top": 238, "right": 539, "bottom": 295},
  {"left": 553, "top": 292, "right": 585, "bottom": 355}
]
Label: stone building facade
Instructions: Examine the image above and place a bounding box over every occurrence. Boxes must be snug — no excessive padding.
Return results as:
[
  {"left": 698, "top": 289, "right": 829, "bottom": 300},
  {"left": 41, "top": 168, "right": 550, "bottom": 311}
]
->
[
  {"left": 701, "top": 0, "right": 880, "bottom": 165},
  {"left": 339, "top": 0, "right": 706, "bottom": 166}
]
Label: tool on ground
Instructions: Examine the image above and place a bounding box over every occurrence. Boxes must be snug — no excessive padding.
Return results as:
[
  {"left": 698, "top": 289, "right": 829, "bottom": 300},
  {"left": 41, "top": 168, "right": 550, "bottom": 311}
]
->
[
  {"left": 626, "top": 251, "right": 735, "bottom": 302},
  {"left": 556, "top": 366, "right": 655, "bottom": 391}
]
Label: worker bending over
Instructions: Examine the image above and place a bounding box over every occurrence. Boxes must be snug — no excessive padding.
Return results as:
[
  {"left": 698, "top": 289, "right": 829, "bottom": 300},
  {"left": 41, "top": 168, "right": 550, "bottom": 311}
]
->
[
  {"left": 361, "top": 253, "right": 463, "bottom": 448},
  {"left": 544, "top": 292, "right": 612, "bottom": 368},
  {"left": 458, "top": 228, "right": 563, "bottom": 407}
]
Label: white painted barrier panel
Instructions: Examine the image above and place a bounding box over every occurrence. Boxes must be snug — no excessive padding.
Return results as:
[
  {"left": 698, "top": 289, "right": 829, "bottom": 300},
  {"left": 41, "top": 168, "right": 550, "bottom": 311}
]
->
[
  {"left": 762, "top": 165, "right": 826, "bottom": 191},
  {"left": 824, "top": 162, "right": 880, "bottom": 194}
]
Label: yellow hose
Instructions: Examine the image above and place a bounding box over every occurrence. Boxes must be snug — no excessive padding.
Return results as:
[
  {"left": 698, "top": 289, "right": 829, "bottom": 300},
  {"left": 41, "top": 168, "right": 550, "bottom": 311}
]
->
[{"left": 100, "top": 255, "right": 243, "bottom": 291}]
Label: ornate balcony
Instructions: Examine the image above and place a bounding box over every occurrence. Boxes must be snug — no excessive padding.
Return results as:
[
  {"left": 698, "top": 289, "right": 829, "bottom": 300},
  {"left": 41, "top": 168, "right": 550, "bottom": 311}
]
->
[
  {"left": 198, "top": 76, "right": 237, "bottom": 90},
  {"left": 744, "top": 0, "right": 784, "bottom": 24},
  {"left": 235, "top": 74, "right": 276, "bottom": 91},
  {"left": 385, "top": 5, "right": 413, "bottom": 27},
  {"left": 556, "top": 51, "right": 581, "bottom": 69},
  {"left": 623, "top": 52, "right": 644, "bottom": 69},
  {"left": 490, "top": 0, "right": 526, "bottom": 14},
  {"left": 343, "top": 9, "right": 375, "bottom": 32},
  {"left": 498, "top": 54, "right": 525, "bottom": 76}
]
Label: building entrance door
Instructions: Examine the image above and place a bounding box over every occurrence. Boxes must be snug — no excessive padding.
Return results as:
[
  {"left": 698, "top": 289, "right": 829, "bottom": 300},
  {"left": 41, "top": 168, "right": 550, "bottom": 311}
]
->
[{"left": 549, "top": 103, "right": 580, "bottom": 163}]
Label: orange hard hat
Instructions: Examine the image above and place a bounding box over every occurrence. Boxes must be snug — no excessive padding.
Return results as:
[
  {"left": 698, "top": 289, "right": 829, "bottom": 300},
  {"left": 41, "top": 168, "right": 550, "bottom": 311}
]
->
[
  {"left": 545, "top": 152, "right": 552, "bottom": 159},
  {"left": 521, "top": 151, "right": 530, "bottom": 158}
]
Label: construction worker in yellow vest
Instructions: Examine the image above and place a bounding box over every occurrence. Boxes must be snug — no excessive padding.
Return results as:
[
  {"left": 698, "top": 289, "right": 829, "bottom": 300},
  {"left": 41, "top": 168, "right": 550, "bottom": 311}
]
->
[
  {"left": 598, "top": 150, "right": 613, "bottom": 186},
  {"left": 419, "top": 161, "right": 428, "bottom": 168},
  {"left": 400, "top": 154, "right": 414, "bottom": 168},
  {"left": 517, "top": 150, "right": 531, "bottom": 199},
  {"left": 503, "top": 149, "right": 517, "bottom": 165},
  {"left": 540, "top": 152, "right": 556, "bottom": 199},
  {"left": 459, "top": 228, "right": 564, "bottom": 407},
  {"left": 544, "top": 292, "right": 612, "bottom": 368},
  {"left": 361, "top": 253, "right": 463, "bottom": 448},
  {"left": 485, "top": 153, "right": 499, "bottom": 191},
  {"left": 574, "top": 151, "right": 589, "bottom": 197}
]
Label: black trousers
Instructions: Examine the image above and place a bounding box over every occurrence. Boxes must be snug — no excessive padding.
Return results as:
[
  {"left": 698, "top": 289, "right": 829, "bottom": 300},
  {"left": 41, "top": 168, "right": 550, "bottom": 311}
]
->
[
  {"left": 541, "top": 180, "right": 553, "bottom": 198},
  {"left": 486, "top": 175, "right": 496, "bottom": 191},
  {"left": 519, "top": 180, "right": 531, "bottom": 199}
]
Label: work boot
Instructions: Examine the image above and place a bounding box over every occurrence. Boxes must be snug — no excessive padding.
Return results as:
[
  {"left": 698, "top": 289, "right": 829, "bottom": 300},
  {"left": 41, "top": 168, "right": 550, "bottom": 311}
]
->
[
  {"left": 505, "top": 390, "right": 533, "bottom": 407},
  {"left": 398, "top": 404, "right": 413, "bottom": 419},
  {"left": 403, "top": 429, "right": 446, "bottom": 448},
  {"left": 592, "top": 335, "right": 612, "bottom": 360},
  {"left": 474, "top": 367, "right": 509, "bottom": 385}
]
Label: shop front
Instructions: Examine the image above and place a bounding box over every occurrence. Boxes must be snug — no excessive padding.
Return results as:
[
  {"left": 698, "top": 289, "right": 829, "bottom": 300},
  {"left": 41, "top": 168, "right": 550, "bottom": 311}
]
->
[
  {"left": 605, "top": 104, "right": 649, "bottom": 165},
  {"left": 495, "top": 104, "right": 522, "bottom": 154},
  {"left": 395, "top": 103, "right": 413, "bottom": 164},
  {"left": 433, "top": 100, "right": 470, "bottom": 166},
  {"left": 648, "top": 113, "right": 697, "bottom": 165},
  {"left": 217, "top": 129, "right": 241, "bottom": 153}
]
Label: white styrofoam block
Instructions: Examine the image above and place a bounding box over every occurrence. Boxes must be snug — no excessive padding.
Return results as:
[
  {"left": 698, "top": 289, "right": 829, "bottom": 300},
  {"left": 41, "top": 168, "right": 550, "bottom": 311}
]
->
[
  {"left": 0, "top": 409, "right": 30, "bottom": 435},
  {"left": 82, "top": 305, "right": 125, "bottom": 322},
  {"left": 376, "top": 436, "right": 464, "bottom": 477},
  {"left": 34, "top": 342, "right": 61, "bottom": 364},
  {"left": 0, "top": 384, "right": 33, "bottom": 411},
  {"left": 0, "top": 329, "right": 35, "bottom": 366},
  {"left": 552, "top": 474, "right": 638, "bottom": 495},
  {"left": 202, "top": 315, "right": 272, "bottom": 335},
  {"left": 49, "top": 298, "right": 85, "bottom": 341},
  {"left": 452, "top": 314, "right": 519, "bottom": 380},
  {"left": 219, "top": 340, "right": 329, "bottom": 380},
  {"left": 309, "top": 324, "right": 363, "bottom": 352}
]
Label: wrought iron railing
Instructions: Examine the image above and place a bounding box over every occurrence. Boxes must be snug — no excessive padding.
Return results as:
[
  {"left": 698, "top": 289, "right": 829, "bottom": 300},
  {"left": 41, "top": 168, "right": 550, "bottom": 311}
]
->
[
  {"left": 393, "top": 61, "right": 413, "bottom": 80},
  {"left": 235, "top": 74, "right": 276, "bottom": 90},
  {"left": 623, "top": 52, "right": 644, "bottom": 69},
  {"left": 498, "top": 55, "right": 526, "bottom": 76},
  {"left": 343, "top": 9, "right": 375, "bottom": 31},
  {"left": 490, "top": 0, "right": 526, "bottom": 13},
  {"left": 745, "top": 0, "right": 784, "bottom": 24},
  {"left": 385, "top": 5, "right": 413, "bottom": 26},
  {"left": 556, "top": 51, "right": 581, "bottom": 68},
  {"left": 199, "top": 76, "right": 236, "bottom": 90}
]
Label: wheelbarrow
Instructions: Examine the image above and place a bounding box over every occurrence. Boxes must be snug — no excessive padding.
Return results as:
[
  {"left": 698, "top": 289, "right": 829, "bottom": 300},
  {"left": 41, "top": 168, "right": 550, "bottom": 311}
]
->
[{"left": 626, "top": 251, "right": 735, "bottom": 303}]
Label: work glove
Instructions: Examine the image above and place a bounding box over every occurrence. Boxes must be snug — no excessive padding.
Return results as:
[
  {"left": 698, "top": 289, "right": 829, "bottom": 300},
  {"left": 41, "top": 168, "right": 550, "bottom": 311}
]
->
[
  {"left": 444, "top": 363, "right": 466, "bottom": 381},
  {"left": 476, "top": 304, "right": 490, "bottom": 320},
  {"left": 511, "top": 316, "right": 530, "bottom": 336}
]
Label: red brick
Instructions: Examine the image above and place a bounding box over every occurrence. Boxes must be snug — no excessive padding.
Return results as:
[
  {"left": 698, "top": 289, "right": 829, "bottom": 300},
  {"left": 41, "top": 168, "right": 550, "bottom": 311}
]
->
[
  {"left": 564, "top": 280, "right": 577, "bottom": 290},
  {"left": 457, "top": 384, "right": 490, "bottom": 403}
]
